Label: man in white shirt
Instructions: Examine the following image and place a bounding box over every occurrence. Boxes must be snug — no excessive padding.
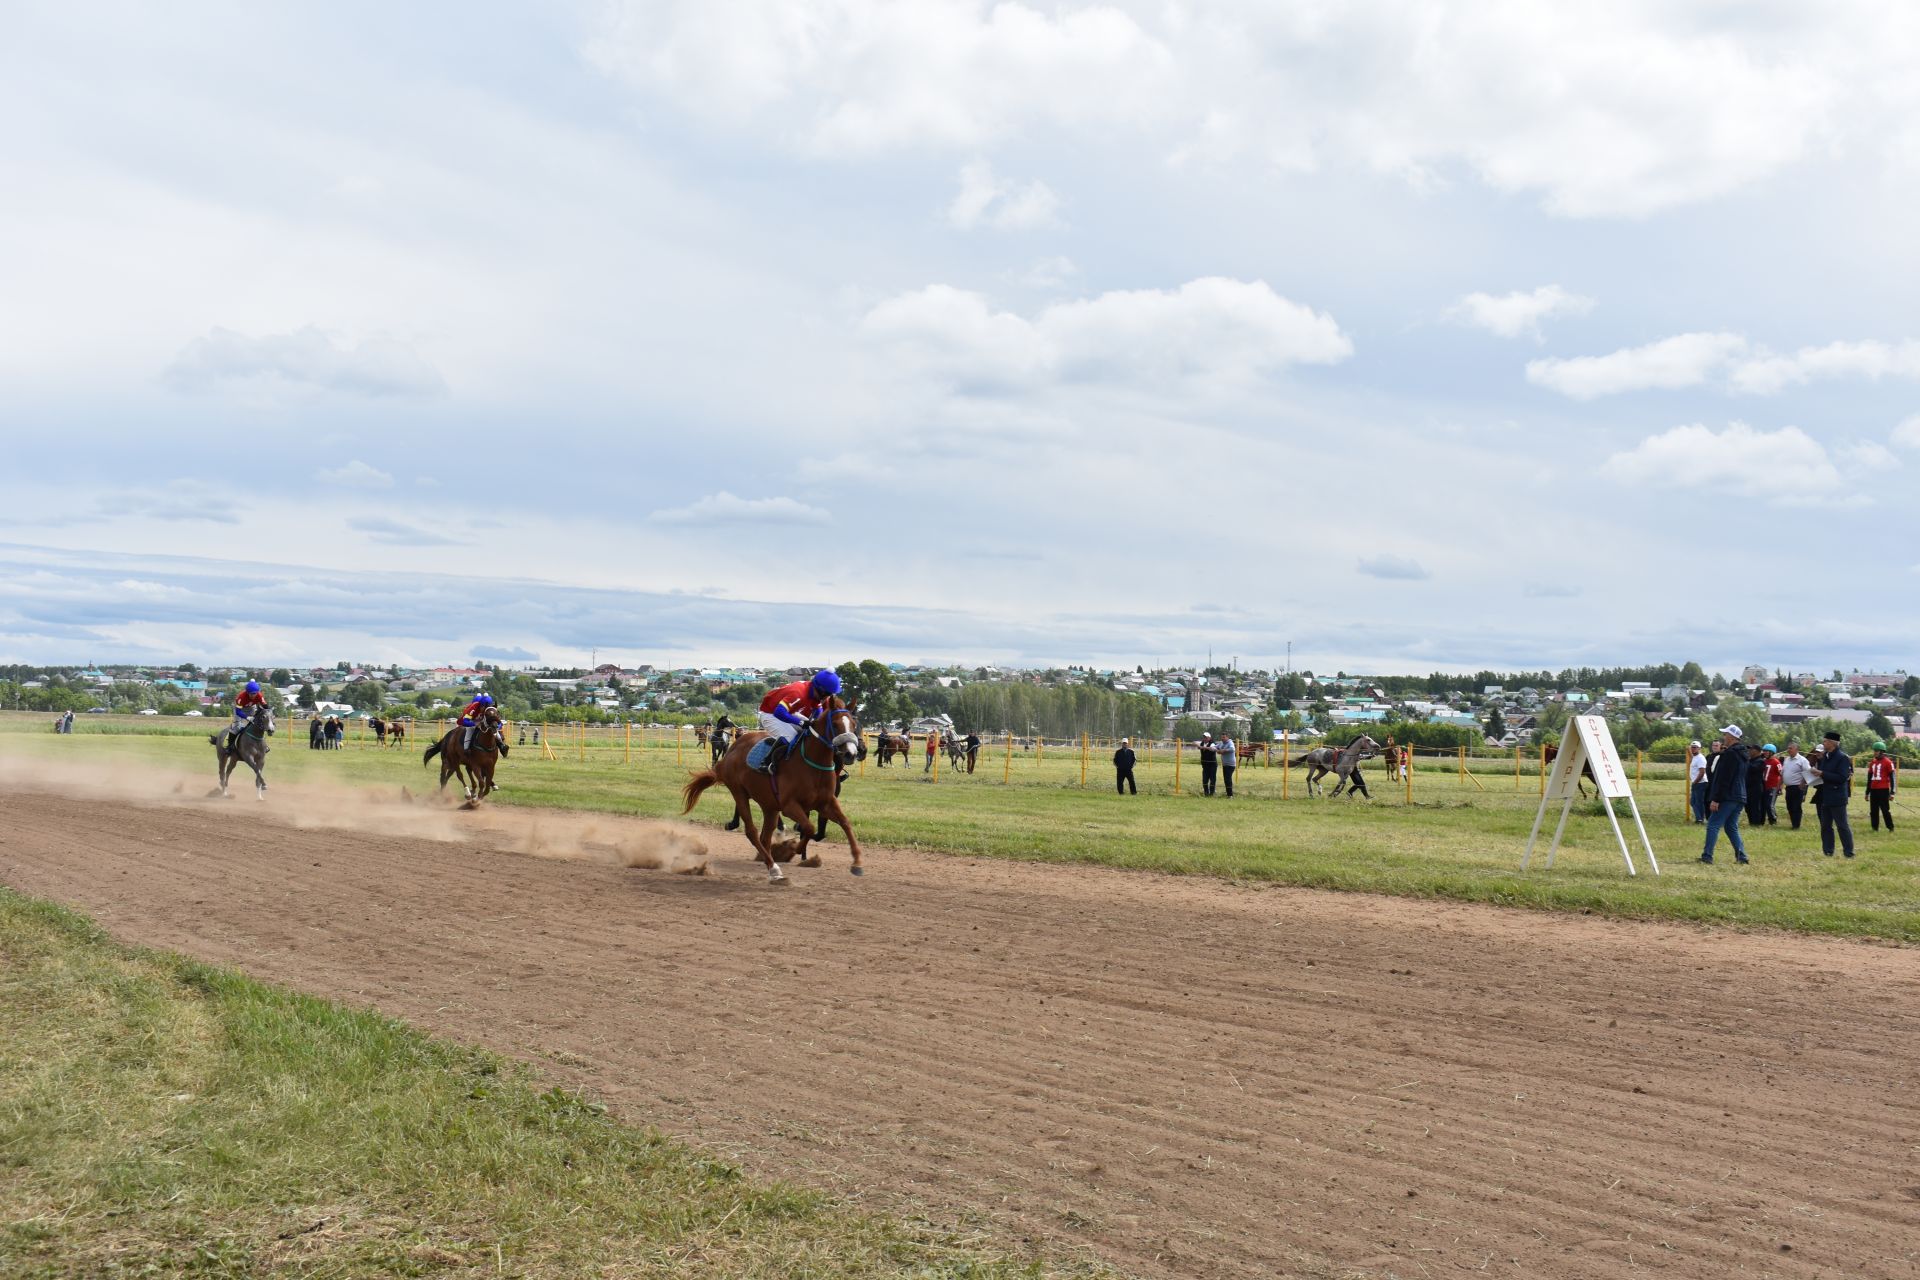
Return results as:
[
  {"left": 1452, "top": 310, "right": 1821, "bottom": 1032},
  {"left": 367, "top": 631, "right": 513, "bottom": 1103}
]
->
[
  {"left": 1777, "top": 740, "right": 1817, "bottom": 830},
  {"left": 1687, "top": 740, "right": 1709, "bottom": 823}
]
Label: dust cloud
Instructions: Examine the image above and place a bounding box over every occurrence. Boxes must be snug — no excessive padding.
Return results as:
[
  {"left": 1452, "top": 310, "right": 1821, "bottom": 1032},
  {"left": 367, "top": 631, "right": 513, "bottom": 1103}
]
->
[{"left": 0, "top": 755, "right": 712, "bottom": 875}]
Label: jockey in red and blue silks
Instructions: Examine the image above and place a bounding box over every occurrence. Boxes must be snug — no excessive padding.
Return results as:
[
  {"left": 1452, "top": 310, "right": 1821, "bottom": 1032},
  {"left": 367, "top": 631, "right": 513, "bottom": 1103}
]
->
[
  {"left": 755, "top": 669, "right": 841, "bottom": 771},
  {"left": 232, "top": 679, "right": 268, "bottom": 733},
  {"left": 459, "top": 693, "right": 494, "bottom": 750}
]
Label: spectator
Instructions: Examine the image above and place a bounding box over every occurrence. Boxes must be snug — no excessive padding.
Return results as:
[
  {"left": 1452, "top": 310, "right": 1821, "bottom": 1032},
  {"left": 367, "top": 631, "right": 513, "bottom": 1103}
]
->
[
  {"left": 1215, "top": 734, "right": 1238, "bottom": 798},
  {"left": 965, "top": 731, "right": 981, "bottom": 774},
  {"left": 517, "top": 722, "right": 526, "bottom": 745},
  {"left": 532, "top": 725, "right": 541, "bottom": 746},
  {"left": 924, "top": 731, "right": 936, "bottom": 774},
  {"left": 1760, "top": 743, "right": 1783, "bottom": 825},
  {"left": 1816, "top": 730, "right": 1855, "bottom": 858},
  {"left": 308, "top": 717, "right": 323, "bottom": 750},
  {"left": 1743, "top": 743, "right": 1770, "bottom": 827},
  {"left": 1777, "top": 741, "right": 1814, "bottom": 829},
  {"left": 1198, "top": 732, "right": 1218, "bottom": 797},
  {"left": 1865, "top": 740, "right": 1896, "bottom": 833},
  {"left": 1686, "top": 741, "right": 1708, "bottom": 822},
  {"left": 1700, "top": 725, "right": 1749, "bottom": 865},
  {"left": 1113, "top": 738, "right": 1137, "bottom": 794}
]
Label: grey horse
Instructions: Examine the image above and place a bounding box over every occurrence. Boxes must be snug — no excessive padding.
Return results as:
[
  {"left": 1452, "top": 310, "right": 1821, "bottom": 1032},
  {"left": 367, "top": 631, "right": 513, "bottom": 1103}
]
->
[
  {"left": 1290, "top": 734, "right": 1381, "bottom": 797},
  {"left": 209, "top": 703, "right": 275, "bottom": 799}
]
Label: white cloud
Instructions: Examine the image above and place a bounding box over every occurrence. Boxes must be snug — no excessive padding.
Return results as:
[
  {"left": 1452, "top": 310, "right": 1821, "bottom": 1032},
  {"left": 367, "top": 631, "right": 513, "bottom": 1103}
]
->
[
  {"left": 1527, "top": 333, "right": 1746, "bottom": 398},
  {"left": 1725, "top": 339, "right": 1920, "bottom": 395},
  {"left": 1892, "top": 415, "right": 1920, "bottom": 451},
  {"left": 95, "top": 479, "right": 240, "bottom": 524},
  {"left": 862, "top": 277, "right": 1351, "bottom": 391},
  {"left": 1600, "top": 421, "right": 1845, "bottom": 505},
  {"left": 1448, "top": 285, "right": 1593, "bottom": 341},
  {"left": 347, "top": 516, "right": 463, "bottom": 546},
  {"left": 947, "top": 159, "right": 1061, "bottom": 230},
  {"left": 1015, "top": 255, "right": 1078, "bottom": 289},
  {"left": 1357, "top": 554, "right": 1429, "bottom": 581},
  {"left": 1839, "top": 440, "right": 1901, "bottom": 473},
  {"left": 584, "top": 1, "right": 1906, "bottom": 217},
  {"left": 648, "top": 492, "right": 832, "bottom": 526},
  {"left": 317, "top": 460, "right": 394, "bottom": 488},
  {"left": 166, "top": 326, "right": 445, "bottom": 398}
]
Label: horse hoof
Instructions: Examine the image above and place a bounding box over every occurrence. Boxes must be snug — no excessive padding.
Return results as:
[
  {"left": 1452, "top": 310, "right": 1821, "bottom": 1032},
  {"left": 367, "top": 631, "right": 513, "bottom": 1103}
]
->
[{"left": 850, "top": 865, "right": 864, "bottom": 876}]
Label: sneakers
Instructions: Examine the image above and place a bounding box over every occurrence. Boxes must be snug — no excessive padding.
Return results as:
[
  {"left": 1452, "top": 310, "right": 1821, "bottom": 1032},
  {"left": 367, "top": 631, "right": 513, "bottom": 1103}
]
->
[
  {"left": 1698, "top": 855, "right": 1713, "bottom": 864},
  {"left": 1735, "top": 856, "right": 1750, "bottom": 865}
]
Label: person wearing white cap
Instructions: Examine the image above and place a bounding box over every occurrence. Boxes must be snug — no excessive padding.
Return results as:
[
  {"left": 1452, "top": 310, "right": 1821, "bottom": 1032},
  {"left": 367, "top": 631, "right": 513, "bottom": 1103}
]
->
[
  {"left": 1112, "top": 737, "right": 1138, "bottom": 795},
  {"left": 1700, "top": 724, "right": 1750, "bottom": 865},
  {"left": 1686, "top": 740, "right": 1708, "bottom": 823},
  {"left": 1197, "top": 731, "right": 1218, "bottom": 797}
]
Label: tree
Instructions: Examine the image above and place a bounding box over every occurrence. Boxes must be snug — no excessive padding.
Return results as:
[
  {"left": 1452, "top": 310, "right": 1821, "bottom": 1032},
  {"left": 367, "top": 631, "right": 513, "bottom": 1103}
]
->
[
  {"left": 1866, "top": 710, "right": 1896, "bottom": 741},
  {"left": 268, "top": 668, "right": 292, "bottom": 688},
  {"left": 1485, "top": 705, "right": 1506, "bottom": 741},
  {"left": 1171, "top": 716, "right": 1205, "bottom": 742},
  {"left": 296, "top": 682, "right": 316, "bottom": 709},
  {"left": 340, "top": 680, "right": 388, "bottom": 712}
]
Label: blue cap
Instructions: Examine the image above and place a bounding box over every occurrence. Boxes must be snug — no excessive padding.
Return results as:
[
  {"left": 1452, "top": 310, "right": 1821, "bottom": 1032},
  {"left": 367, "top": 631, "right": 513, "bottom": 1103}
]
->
[
  {"left": 1762, "top": 742, "right": 1777, "bottom": 753},
  {"left": 245, "top": 680, "right": 260, "bottom": 693},
  {"left": 811, "top": 670, "right": 842, "bottom": 696}
]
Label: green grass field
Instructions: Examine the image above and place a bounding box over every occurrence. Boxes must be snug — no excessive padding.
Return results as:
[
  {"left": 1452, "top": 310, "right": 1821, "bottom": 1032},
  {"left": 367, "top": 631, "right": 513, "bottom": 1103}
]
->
[
  {"left": 0, "top": 888, "right": 1089, "bottom": 1278},
  {"left": 6, "top": 714, "right": 1917, "bottom": 941}
]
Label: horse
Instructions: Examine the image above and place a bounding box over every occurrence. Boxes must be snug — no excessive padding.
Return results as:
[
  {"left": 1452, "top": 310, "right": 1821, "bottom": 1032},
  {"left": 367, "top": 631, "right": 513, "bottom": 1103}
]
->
[
  {"left": 387, "top": 719, "right": 407, "bottom": 749},
  {"left": 1541, "top": 744, "right": 1594, "bottom": 798},
  {"left": 1290, "top": 734, "right": 1381, "bottom": 797},
  {"left": 422, "top": 706, "right": 509, "bottom": 805},
  {"left": 209, "top": 704, "right": 275, "bottom": 799},
  {"left": 681, "top": 699, "right": 868, "bottom": 883},
  {"left": 710, "top": 725, "right": 732, "bottom": 767},
  {"left": 694, "top": 723, "right": 711, "bottom": 748},
  {"left": 874, "top": 732, "right": 911, "bottom": 767},
  {"left": 942, "top": 732, "right": 969, "bottom": 771},
  {"left": 369, "top": 715, "right": 387, "bottom": 746}
]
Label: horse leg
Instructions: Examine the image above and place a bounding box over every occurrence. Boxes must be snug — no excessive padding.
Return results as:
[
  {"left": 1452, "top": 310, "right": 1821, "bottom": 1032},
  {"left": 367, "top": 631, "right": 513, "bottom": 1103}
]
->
[
  {"left": 249, "top": 752, "right": 267, "bottom": 798},
  {"left": 824, "top": 796, "right": 866, "bottom": 875},
  {"left": 754, "top": 806, "right": 786, "bottom": 884}
]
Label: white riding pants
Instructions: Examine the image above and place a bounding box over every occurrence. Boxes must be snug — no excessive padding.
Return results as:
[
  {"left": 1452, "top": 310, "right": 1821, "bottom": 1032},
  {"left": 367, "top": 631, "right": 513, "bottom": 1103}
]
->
[{"left": 758, "top": 711, "right": 800, "bottom": 744}]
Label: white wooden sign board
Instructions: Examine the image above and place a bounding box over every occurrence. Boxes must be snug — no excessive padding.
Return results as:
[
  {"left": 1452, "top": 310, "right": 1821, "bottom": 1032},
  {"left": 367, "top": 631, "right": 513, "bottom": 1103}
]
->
[{"left": 1523, "top": 715, "right": 1659, "bottom": 876}]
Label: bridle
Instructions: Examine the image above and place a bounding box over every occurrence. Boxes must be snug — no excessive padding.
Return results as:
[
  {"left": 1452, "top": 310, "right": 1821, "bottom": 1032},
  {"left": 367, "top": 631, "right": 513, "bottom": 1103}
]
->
[{"left": 797, "top": 702, "right": 861, "bottom": 772}]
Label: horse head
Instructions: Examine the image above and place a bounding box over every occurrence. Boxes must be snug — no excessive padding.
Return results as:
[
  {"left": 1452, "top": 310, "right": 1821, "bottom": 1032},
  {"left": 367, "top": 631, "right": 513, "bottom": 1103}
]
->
[
  {"left": 816, "top": 697, "right": 864, "bottom": 766},
  {"left": 253, "top": 704, "right": 276, "bottom": 735}
]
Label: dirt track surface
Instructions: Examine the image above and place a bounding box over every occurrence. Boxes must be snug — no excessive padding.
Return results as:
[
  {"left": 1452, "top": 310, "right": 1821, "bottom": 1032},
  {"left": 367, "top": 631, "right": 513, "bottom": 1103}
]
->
[{"left": 3, "top": 782, "right": 1918, "bottom": 1280}]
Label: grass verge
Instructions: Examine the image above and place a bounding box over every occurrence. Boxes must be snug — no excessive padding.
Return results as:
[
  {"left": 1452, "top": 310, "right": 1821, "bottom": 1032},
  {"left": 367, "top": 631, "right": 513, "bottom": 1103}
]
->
[{"left": 0, "top": 887, "right": 1087, "bottom": 1278}]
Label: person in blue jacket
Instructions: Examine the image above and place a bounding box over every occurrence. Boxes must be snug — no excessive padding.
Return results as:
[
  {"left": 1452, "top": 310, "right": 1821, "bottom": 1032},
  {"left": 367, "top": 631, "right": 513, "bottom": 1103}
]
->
[
  {"left": 1816, "top": 730, "right": 1855, "bottom": 857},
  {"left": 1700, "top": 724, "right": 1749, "bottom": 865}
]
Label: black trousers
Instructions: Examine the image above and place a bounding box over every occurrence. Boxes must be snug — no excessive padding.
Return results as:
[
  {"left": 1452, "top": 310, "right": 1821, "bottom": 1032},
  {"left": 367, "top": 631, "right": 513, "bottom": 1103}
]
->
[
  {"left": 1819, "top": 797, "right": 1855, "bottom": 856},
  {"left": 1200, "top": 759, "right": 1217, "bottom": 795},
  {"left": 1221, "top": 764, "right": 1236, "bottom": 797},
  {"left": 1869, "top": 790, "right": 1894, "bottom": 831},
  {"left": 1784, "top": 784, "right": 1806, "bottom": 829},
  {"left": 1115, "top": 768, "right": 1135, "bottom": 795}
]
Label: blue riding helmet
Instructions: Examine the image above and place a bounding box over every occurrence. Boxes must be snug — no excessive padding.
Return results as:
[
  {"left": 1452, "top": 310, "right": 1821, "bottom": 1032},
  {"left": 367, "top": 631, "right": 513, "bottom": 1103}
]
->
[
  {"left": 810, "top": 670, "right": 842, "bottom": 698},
  {"left": 477, "top": 694, "right": 494, "bottom": 706},
  {"left": 245, "top": 680, "right": 260, "bottom": 693}
]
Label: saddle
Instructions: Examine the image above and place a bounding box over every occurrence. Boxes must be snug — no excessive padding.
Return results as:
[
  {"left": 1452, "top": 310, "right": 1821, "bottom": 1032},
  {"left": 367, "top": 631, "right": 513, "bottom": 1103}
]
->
[{"left": 746, "top": 738, "right": 780, "bottom": 773}]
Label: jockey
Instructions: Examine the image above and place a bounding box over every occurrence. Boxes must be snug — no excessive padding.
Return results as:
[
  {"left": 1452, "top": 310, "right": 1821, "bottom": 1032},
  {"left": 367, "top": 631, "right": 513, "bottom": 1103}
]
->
[
  {"left": 459, "top": 692, "right": 495, "bottom": 750},
  {"left": 231, "top": 679, "right": 268, "bottom": 738},
  {"left": 755, "top": 669, "right": 841, "bottom": 772}
]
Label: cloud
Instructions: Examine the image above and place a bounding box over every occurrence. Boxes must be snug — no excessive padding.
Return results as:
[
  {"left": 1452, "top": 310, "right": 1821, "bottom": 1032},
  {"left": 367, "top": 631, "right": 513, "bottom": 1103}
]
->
[
  {"left": 1448, "top": 285, "right": 1593, "bottom": 341},
  {"left": 1893, "top": 415, "right": 1920, "bottom": 451},
  {"left": 1015, "top": 256, "right": 1078, "bottom": 289},
  {"left": 947, "top": 159, "right": 1061, "bottom": 230},
  {"left": 1357, "top": 554, "right": 1429, "bottom": 581},
  {"left": 1523, "top": 583, "right": 1581, "bottom": 598},
  {"left": 648, "top": 492, "right": 831, "bottom": 526},
  {"left": 862, "top": 277, "right": 1351, "bottom": 392},
  {"left": 1526, "top": 332, "right": 1745, "bottom": 398},
  {"left": 1725, "top": 339, "right": 1920, "bottom": 395},
  {"left": 473, "top": 644, "right": 539, "bottom": 663},
  {"left": 165, "top": 326, "right": 445, "bottom": 398},
  {"left": 1600, "top": 421, "right": 1845, "bottom": 505},
  {"left": 587, "top": 1, "right": 1868, "bottom": 217},
  {"left": 346, "top": 516, "right": 463, "bottom": 546},
  {"left": 317, "top": 460, "right": 395, "bottom": 488},
  {"left": 1839, "top": 440, "right": 1901, "bottom": 473},
  {"left": 94, "top": 480, "right": 240, "bottom": 524}
]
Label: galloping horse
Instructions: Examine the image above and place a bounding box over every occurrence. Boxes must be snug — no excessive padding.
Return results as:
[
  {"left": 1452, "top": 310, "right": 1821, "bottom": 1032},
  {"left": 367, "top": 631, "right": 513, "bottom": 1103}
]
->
[
  {"left": 209, "top": 704, "right": 275, "bottom": 799},
  {"left": 1290, "top": 734, "right": 1381, "bottom": 797},
  {"left": 873, "top": 731, "right": 911, "bottom": 766},
  {"left": 422, "top": 706, "right": 509, "bottom": 805},
  {"left": 694, "top": 723, "right": 711, "bottom": 748},
  {"left": 709, "top": 725, "right": 732, "bottom": 767},
  {"left": 681, "top": 698, "right": 868, "bottom": 883}
]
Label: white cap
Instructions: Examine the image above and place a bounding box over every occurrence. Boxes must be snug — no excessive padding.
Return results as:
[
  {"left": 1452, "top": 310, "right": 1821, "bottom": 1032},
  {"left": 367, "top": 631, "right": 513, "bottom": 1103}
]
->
[
  {"left": 1721, "top": 724, "right": 1743, "bottom": 740},
  {"left": 1689, "top": 739, "right": 1701, "bottom": 747}
]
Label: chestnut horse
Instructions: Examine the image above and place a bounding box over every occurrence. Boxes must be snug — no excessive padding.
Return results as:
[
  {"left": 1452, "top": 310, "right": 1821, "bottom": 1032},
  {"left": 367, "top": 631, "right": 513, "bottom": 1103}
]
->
[
  {"left": 873, "top": 731, "right": 910, "bottom": 767},
  {"left": 681, "top": 699, "right": 867, "bottom": 883},
  {"left": 422, "top": 706, "right": 509, "bottom": 804}
]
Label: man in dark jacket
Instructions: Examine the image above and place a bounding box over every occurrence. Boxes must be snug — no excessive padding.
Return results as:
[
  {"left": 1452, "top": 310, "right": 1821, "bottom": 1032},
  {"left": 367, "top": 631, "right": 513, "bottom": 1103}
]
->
[
  {"left": 1743, "top": 743, "right": 1770, "bottom": 826},
  {"left": 1197, "top": 732, "right": 1218, "bottom": 796},
  {"left": 1700, "top": 725, "right": 1750, "bottom": 864},
  {"left": 1113, "top": 738, "right": 1137, "bottom": 794},
  {"left": 1817, "top": 730, "right": 1855, "bottom": 857}
]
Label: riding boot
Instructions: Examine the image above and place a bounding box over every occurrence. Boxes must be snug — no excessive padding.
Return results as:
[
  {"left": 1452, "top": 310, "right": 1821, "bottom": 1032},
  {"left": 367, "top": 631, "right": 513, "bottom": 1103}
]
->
[{"left": 762, "top": 738, "right": 787, "bottom": 774}]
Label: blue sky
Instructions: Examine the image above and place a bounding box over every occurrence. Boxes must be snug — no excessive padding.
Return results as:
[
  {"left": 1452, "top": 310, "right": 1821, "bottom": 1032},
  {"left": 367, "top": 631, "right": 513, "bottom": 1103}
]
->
[{"left": 4, "top": 2, "right": 1918, "bottom": 674}]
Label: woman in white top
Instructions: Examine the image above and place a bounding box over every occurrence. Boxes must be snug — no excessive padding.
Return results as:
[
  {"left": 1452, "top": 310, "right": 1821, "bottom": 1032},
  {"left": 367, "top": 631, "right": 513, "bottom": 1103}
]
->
[{"left": 1687, "top": 741, "right": 1709, "bottom": 823}]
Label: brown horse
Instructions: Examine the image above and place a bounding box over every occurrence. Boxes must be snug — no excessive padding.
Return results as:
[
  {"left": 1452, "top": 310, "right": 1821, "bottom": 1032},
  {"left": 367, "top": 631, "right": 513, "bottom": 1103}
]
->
[
  {"left": 1541, "top": 743, "right": 1594, "bottom": 798},
  {"left": 387, "top": 719, "right": 407, "bottom": 749},
  {"left": 422, "top": 706, "right": 509, "bottom": 805},
  {"left": 873, "top": 731, "right": 910, "bottom": 767},
  {"left": 681, "top": 699, "right": 867, "bottom": 883}
]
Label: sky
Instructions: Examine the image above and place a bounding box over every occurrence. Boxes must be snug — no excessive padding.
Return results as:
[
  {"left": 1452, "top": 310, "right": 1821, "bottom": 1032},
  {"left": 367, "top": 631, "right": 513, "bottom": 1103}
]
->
[{"left": 4, "top": 1, "right": 1919, "bottom": 676}]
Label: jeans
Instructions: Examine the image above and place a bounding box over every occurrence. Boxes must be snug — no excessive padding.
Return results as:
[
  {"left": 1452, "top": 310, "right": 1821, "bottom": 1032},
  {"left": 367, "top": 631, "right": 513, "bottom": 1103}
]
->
[
  {"left": 1221, "top": 763, "right": 1236, "bottom": 797},
  {"left": 1689, "top": 780, "right": 1708, "bottom": 822},
  {"left": 1819, "top": 797, "right": 1854, "bottom": 856},
  {"left": 1701, "top": 802, "right": 1746, "bottom": 861}
]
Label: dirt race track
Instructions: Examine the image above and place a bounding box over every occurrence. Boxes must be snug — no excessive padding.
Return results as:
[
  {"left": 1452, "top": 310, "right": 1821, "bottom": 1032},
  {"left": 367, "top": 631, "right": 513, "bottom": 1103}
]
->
[{"left": 3, "top": 777, "right": 1918, "bottom": 1279}]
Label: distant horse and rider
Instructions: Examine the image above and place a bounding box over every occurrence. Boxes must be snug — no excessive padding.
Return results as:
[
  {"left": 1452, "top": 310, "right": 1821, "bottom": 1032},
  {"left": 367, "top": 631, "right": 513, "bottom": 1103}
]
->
[
  {"left": 682, "top": 696, "right": 869, "bottom": 883},
  {"left": 873, "top": 731, "right": 911, "bottom": 767},
  {"left": 209, "top": 703, "right": 275, "bottom": 799},
  {"left": 1289, "top": 734, "right": 1383, "bottom": 798},
  {"left": 422, "top": 705, "right": 509, "bottom": 806}
]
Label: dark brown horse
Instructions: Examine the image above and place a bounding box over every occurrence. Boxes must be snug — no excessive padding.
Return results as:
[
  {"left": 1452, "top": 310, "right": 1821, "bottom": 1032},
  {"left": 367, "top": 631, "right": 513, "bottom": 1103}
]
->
[
  {"left": 387, "top": 719, "right": 407, "bottom": 749},
  {"left": 422, "top": 706, "right": 508, "bottom": 805},
  {"left": 681, "top": 699, "right": 867, "bottom": 883},
  {"left": 1542, "top": 743, "right": 1595, "bottom": 798},
  {"left": 209, "top": 704, "right": 275, "bottom": 799},
  {"left": 873, "top": 731, "right": 910, "bottom": 767}
]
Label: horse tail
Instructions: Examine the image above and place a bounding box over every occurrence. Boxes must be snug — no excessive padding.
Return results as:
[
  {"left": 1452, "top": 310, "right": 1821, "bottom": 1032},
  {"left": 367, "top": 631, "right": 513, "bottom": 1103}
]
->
[
  {"left": 423, "top": 739, "right": 442, "bottom": 766},
  {"left": 681, "top": 769, "right": 720, "bottom": 814}
]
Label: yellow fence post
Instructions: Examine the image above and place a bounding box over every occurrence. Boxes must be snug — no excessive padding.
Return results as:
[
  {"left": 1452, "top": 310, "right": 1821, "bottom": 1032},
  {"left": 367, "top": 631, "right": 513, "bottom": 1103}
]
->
[
  {"left": 1635, "top": 747, "right": 1643, "bottom": 787},
  {"left": 1173, "top": 739, "right": 1182, "bottom": 794},
  {"left": 577, "top": 719, "right": 585, "bottom": 763},
  {"left": 1458, "top": 744, "right": 1465, "bottom": 783},
  {"left": 1036, "top": 736, "right": 1043, "bottom": 768},
  {"left": 1282, "top": 739, "right": 1290, "bottom": 799},
  {"left": 1404, "top": 747, "right": 1412, "bottom": 804},
  {"left": 675, "top": 724, "right": 683, "bottom": 768},
  {"left": 931, "top": 733, "right": 939, "bottom": 781},
  {"left": 1080, "top": 733, "right": 1088, "bottom": 788},
  {"left": 1539, "top": 743, "right": 1547, "bottom": 795},
  {"left": 1514, "top": 745, "right": 1521, "bottom": 788},
  {"left": 624, "top": 721, "right": 631, "bottom": 765},
  {"left": 1003, "top": 731, "right": 1011, "bottom": 784}
]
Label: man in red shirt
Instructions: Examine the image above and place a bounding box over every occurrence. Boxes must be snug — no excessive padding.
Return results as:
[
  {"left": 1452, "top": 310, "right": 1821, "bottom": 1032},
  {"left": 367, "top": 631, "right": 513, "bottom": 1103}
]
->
[
  {"left": 1865, "top": 741, "right": 1897, "bottom": 832},
  {"left": 754, "top": 670, "right": 842, "bottom": 772}
]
